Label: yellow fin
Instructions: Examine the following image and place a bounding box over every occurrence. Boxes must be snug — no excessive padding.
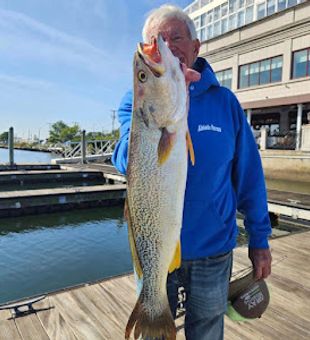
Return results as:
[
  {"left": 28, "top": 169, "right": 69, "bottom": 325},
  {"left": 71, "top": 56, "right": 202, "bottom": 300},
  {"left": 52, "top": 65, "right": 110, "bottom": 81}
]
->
[
  {"left": 186, "top": 130, "right": 195, "bottom": 166},
  {"left": 168, "top": 240, "right": 181, "bottom": 273},
  {"left": 125, "top": 199, "right": 143, "bottom": 279},
  {"left": 158, "top": 128, "right": 176, "bottom": 165}
]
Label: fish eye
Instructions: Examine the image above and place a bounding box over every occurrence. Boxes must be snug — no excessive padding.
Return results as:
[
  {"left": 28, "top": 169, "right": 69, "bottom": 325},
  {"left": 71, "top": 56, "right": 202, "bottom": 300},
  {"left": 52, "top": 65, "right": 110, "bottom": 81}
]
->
[{"left": 138, "top": 70, "right": 147, "bottom": 83}]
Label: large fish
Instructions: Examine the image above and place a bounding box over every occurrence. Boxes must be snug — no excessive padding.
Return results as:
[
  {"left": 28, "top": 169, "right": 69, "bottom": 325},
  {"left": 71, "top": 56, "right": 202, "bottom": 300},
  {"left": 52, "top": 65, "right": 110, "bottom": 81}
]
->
[{"left": 125, "top": 34, "right": 200, "bottom": 340}]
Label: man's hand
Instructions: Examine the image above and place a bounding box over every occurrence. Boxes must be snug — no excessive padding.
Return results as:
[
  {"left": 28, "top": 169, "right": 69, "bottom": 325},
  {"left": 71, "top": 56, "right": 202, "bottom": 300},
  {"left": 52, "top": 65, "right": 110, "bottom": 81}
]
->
[{"left": 249, "top": 248, "right": 272, "bottom": 280}]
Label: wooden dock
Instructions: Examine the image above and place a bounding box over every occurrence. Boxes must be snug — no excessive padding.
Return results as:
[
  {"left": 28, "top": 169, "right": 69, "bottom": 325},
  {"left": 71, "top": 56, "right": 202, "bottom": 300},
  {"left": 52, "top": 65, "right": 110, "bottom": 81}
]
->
[
  {"left": 0, "top": 231, "right": 309, "bottom": 339},
  {"left": 0, "top": 184, "right": 126, "bottom": 217}
]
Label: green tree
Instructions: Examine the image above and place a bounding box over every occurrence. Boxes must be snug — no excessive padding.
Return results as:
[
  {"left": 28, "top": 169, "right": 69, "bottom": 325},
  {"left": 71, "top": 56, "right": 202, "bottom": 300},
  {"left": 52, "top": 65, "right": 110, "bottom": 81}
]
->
[
  {"left": 48, "top": 121, "right": 80, "bottom": 143},
  {"left": 0, "top": 131, "right": 9, "bottom": 143}
]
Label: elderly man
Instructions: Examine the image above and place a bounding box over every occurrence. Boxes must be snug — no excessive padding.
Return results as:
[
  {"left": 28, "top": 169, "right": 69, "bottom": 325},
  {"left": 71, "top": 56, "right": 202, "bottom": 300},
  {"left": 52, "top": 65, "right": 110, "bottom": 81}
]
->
[{"left": 112, "top": 4, "right": 272, "bottom": 340}]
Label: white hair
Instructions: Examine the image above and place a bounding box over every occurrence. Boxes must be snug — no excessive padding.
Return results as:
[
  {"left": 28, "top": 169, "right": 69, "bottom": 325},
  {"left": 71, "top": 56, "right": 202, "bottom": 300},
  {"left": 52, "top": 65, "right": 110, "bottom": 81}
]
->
[{"left": 142, "top": 4, "right": 197, "bottom": 43}]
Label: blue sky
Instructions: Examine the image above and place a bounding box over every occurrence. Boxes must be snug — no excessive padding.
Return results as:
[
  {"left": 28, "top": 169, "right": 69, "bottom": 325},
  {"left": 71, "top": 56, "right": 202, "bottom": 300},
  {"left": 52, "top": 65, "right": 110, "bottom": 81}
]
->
[{"left": 0, "top": 0, "right": 192, "bottom": 140}]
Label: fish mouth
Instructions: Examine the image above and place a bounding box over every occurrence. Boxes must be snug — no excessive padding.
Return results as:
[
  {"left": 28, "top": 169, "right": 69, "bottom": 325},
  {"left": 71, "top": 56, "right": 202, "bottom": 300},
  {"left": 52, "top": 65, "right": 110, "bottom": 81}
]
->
[{"left": 137, "top": 36, "right": 165, "bottom": 77}]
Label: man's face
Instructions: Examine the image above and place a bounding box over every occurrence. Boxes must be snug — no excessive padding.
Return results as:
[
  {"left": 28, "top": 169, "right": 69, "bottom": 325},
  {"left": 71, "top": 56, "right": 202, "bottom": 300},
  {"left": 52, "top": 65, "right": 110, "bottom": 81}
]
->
[{"left": 148, "top": 18, "right": 200, "bottom": 68}]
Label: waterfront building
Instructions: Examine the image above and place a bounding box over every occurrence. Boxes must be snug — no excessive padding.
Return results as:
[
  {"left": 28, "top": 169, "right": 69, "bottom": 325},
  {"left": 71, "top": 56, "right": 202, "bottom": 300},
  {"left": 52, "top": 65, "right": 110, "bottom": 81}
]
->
[{"left": 185, "top": 0, "right": 310, "bottom": 150}]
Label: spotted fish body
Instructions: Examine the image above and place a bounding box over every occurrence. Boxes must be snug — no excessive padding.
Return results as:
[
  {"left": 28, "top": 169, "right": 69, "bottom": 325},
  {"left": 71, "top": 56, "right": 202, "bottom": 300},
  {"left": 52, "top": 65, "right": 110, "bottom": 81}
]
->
[{"left": 125, "top": 35, "right": 199, "bottom": 340}]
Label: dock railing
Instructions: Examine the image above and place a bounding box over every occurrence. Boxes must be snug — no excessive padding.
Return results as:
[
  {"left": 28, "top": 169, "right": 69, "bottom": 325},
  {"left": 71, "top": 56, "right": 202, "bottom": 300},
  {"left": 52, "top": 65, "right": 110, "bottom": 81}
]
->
[{"left": 63, "top": 133, "right": 117, "bottom": 162}]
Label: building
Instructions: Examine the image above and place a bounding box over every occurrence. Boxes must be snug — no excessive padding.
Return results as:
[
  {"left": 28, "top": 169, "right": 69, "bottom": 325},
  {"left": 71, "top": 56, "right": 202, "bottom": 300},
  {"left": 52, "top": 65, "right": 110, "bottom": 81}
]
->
[{"left": 186, "top": 0, "right": 310, "bottom": 150}]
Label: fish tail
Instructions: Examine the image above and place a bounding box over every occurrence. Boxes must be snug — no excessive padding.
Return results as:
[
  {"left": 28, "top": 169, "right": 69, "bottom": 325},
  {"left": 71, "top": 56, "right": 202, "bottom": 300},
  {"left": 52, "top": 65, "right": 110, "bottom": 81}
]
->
[{"left": 125, "top": 292, "right": 176, "bottom": 340}]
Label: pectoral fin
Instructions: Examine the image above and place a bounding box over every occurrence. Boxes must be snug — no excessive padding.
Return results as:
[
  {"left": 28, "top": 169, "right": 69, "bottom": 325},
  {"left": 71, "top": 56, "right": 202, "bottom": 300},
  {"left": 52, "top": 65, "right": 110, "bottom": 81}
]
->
[
  {"left": 168, "top": 240, "right": 181, "bottom": 273},
  {"left": 186, "top": 131, "right": 195, "bottom": 166},
  {"left": 125, "top": 199, "right": 143, "bottom": 279},
  {"left": 158, "top": 128, "right": 176, "bottom": 165}
]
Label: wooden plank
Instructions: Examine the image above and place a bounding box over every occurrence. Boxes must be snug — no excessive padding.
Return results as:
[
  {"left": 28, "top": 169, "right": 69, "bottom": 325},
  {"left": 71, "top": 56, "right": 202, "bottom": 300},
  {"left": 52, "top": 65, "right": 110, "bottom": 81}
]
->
[
  {"left": 0, "top": 319, "right": 22, "bottom": 340},
  {"left": 69, "top": 286, "right": 123, "bottom": 339},
  {"left": 15, "top": 313, "right": 50, "bottom": 340},
  {"left": 49, "top": 290, "right": 108, "bottom": 340},
  {"left": 35, "top": 296, "right": 78, "bottom": 340},
  {"left": 0, "top": 184, "right": 126, "bottom": 199},
  {"left": 0, "top": 309, "right": 11, "bottom": 321},
  {"left": 0, "top": 310, "right": 22, "bottom": 340}
]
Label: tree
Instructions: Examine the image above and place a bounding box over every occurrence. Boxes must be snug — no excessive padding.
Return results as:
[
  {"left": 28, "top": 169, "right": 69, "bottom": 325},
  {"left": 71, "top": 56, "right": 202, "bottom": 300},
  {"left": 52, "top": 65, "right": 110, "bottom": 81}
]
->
[
  {"left": 0, "top": 131, "right": 9, "bottom": 143},
  {"left": 48, "top": 121, "right": 80, "bottom": 144}
]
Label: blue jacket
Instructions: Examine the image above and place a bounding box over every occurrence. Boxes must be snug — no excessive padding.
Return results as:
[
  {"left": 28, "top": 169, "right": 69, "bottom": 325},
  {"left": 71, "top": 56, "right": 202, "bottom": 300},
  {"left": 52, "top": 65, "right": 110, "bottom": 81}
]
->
[{"left": 112, "top": 58, "right": 271, "bottom": 260}]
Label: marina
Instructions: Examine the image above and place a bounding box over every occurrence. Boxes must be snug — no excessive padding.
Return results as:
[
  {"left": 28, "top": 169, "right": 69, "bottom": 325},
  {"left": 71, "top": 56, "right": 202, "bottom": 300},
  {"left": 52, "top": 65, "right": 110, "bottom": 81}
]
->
[
  {"left": 0, "top": 1, "right": 309, "bottom": 338},
  {"left": 0, "top": 149, "right": 309, "bottom": 339},
  {"left": 0, "top": 231, "right": 309, "bottom": 339}
]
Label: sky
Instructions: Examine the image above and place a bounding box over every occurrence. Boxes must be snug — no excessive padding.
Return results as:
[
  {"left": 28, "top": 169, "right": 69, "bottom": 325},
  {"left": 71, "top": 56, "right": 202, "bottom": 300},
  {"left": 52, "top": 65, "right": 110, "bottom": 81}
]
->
[{"left": 0, "top": 0, "right": 193, "bottom": 140}]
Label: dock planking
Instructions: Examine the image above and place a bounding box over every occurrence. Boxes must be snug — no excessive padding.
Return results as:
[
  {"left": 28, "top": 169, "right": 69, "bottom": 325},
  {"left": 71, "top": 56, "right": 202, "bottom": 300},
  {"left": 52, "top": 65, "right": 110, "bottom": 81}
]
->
[{"left": 0, "top": 231, "right": 309, "bottom": 339}]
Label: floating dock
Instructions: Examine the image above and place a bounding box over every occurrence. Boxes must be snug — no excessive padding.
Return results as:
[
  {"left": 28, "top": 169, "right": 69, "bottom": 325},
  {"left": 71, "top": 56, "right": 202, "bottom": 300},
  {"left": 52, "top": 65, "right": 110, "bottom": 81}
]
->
[
  {"left": 0, "top": 163, "right": 309, "bottom": 220},
  {"left": 0, "top": 184, "right": 126, "bottom": 217},
  {"left": 0, "top": 231, "right": 309, "bottom": 339}
]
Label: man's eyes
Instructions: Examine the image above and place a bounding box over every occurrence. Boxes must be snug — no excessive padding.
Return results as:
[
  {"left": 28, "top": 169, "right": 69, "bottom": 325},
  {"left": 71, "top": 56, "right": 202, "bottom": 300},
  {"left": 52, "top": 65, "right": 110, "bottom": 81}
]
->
[{"left": 172, "top": 36, "right": 182, "bottom": 41}]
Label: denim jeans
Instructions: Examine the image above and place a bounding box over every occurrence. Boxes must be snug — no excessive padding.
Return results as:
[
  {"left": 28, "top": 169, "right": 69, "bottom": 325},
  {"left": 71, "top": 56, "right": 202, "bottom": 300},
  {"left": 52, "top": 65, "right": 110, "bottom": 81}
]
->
[
  {"left": 134, "top": 251, "right": 232, "bottom": 340},
  {"left": 167, "top": 251, "right": 233, "bottom": 340}
]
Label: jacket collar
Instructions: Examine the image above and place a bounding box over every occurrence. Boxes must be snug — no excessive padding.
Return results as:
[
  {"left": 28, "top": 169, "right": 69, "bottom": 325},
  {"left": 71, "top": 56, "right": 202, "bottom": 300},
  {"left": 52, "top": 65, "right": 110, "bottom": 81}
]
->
[{"left": 190, "top": 57, "right": 220, "bottom": 97}]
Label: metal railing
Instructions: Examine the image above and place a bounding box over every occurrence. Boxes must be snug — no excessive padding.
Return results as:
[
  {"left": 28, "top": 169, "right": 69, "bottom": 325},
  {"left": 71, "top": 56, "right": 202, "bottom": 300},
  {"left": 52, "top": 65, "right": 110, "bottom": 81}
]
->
[{"left": 63, "top": 138, "right": 117, "bottom": 158}]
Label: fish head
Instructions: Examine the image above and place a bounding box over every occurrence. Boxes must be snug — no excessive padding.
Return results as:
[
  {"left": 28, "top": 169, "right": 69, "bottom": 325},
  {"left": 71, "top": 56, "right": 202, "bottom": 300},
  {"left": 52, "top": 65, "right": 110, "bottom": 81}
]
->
[{"left": 133, "top": 34, "right": 188, "bottom": 129}]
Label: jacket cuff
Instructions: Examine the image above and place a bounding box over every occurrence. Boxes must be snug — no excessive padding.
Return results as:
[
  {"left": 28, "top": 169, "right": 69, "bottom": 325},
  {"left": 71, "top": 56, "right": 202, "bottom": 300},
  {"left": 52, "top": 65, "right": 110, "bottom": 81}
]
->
[{"left": 249, "top": 236, "right": 270, "bottom": 249}]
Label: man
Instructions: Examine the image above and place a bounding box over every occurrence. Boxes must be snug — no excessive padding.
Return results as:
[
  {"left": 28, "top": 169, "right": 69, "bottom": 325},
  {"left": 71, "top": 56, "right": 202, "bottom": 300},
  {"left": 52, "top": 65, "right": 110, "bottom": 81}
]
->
[{"left": 112, "top": 4, "right": 272, "bottom": 340}]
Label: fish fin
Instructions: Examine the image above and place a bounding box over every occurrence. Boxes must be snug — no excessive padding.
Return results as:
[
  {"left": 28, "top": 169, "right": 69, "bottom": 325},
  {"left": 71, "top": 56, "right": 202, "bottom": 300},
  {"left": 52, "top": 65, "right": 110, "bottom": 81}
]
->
[
  {"left": 168, "top": 240, "right": 181, "bottom": 273},
  {"left": 186, "top": 130, "right": 195, "bottom": 166},
  {"left": 125, "top": 199, "right": 143, "bottom": 280},
  {"left": 125, "top": 290, "right": 176, "bottom": 340},
  {"left": 158, "top": 128, "right": 176, "bottom": 165}
]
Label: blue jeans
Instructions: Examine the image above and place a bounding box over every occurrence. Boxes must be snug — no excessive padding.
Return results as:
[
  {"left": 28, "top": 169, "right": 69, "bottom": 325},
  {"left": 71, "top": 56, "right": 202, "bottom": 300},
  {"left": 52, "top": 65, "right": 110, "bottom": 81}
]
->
[{"left": 167, "top": 251, "right": 233, "bottom": 340}]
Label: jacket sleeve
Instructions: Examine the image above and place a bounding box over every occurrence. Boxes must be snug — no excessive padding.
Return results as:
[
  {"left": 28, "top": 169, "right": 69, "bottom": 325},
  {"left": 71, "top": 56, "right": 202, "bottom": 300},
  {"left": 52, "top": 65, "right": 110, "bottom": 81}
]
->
[
  {"left": 111, "top": 90, "right": 133, "bottom": 175},
  {"left": 231, "top": 97, "right": 271, "bottom": 249}
]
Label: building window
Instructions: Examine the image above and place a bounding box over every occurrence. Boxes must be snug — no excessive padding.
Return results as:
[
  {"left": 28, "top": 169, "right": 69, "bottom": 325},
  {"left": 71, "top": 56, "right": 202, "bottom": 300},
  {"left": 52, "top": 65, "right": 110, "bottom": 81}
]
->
[
  {"left": 287, "top": 0, "right": 297, "bottom": 7},
  {"left": 277, "top": 0, "right": 286, "bottom": 11},
  {"left": 194, "top": 17, "right": 200, "bottom": 29},
  {"left": 221, "top": 18, "right": 228, "bottom": 33},
  {"left": 249, "top": 62, "right": 260, "bottom": 86},
  {"left": 260, "top": 59, "right": 271, "bottom": 84},
  {"left": 237, "top": 10, "right": 245, "bottom": 27},
  {"left": 239, "top": 65, "right": 248, "bottom": 88},
  {"left": 245, "top": 0, "right": 254, "bottom": 5},
  {"left": 214, "top": 21, "right": 221, "bottom": 36},
  {"left": 214, "top": 6, "right": 221, "bottom": 20},
  {"left": 292, "top": 48, "right": 310, "bottom": 78},
  {"left": 257, "top": 2, "right": 266, "bottom": 19},
  {"left": 238, "top": 0, "right": 245, "bottom": 8},
  {"left": 216, "top": 69, "right": 232, "bottom": 89},
  {"left": 201, "top": 0, "right": 210, "bottom": 6},
  {"left": 221, "top": 2, "right": 228, "bottom": 16},
  {"left": 207, "top": 10, "right": 213, "bottom": 23},
  {"left": 207, "top": 25, "right": 213, "bottom": 39},
  {"left": 229, "top": 0, "right": 238, "bottom": 13},
  {"left": 267, "top": 0, "right": 276, "bottom": 15},
  {"left": 271, "top": 56, "right": 283, "bottom": 82},
  {"left": 229, "top": 13, "right": 237, "bottom": 30},
  {"left": 200, "top": 28, "right": 207, "bottom": 41},
  {"left": 245, "top": 5, "right": 254, "bottom": 24},
  {"left": 201, "top": 13, "right": 207, "bottom": 27},
  {"left": 238, "top": 56, "right": 283, "bottom": 88}
]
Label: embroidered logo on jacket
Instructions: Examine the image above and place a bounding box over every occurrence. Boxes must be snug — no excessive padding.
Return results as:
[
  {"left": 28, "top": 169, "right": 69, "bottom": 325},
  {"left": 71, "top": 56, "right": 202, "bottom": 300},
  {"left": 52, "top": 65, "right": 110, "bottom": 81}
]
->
[{"left": 198, "top": 124, "right": 222, "bottom": 133}]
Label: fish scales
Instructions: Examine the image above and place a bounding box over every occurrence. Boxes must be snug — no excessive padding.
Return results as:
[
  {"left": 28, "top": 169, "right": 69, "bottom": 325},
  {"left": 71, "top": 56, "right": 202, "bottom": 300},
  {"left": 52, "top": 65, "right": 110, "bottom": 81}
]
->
[{"left": 125, "top": 34, "right": 199, "bottom": 340}]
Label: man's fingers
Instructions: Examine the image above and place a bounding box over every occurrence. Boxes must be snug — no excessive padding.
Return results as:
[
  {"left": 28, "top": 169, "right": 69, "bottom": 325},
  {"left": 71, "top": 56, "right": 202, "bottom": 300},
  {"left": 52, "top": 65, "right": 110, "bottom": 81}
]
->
[
  {"left": 262, "top": 262, "right": 271, "bottom": 279},
  {"left": 249, "top": 248, "right": 272, "bottom": 280},
  {"left": 254, "top": 265, "right": 263, "bottom": 280}
]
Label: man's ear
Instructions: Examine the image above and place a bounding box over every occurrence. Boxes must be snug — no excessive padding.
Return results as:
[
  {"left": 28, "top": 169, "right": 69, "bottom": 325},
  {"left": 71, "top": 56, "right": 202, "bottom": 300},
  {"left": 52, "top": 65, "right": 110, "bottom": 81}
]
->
[{"left": 193, "top": 39, "right": 201, "bottom": 58}]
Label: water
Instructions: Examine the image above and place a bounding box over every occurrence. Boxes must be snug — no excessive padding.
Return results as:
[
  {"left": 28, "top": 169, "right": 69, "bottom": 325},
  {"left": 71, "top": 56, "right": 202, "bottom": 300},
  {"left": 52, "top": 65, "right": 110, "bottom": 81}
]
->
[
  {"left": 0, "top": 207, "right": 131, "bottom": 304},
  {"left": 265, "top": 178, "right": 310, "bottom": 194},
  {"left": 0, "top": 148, "right": 309, "bottom": 304},
  {"left": 0, "top": 148, "right": 54, "bottom": 164}
]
